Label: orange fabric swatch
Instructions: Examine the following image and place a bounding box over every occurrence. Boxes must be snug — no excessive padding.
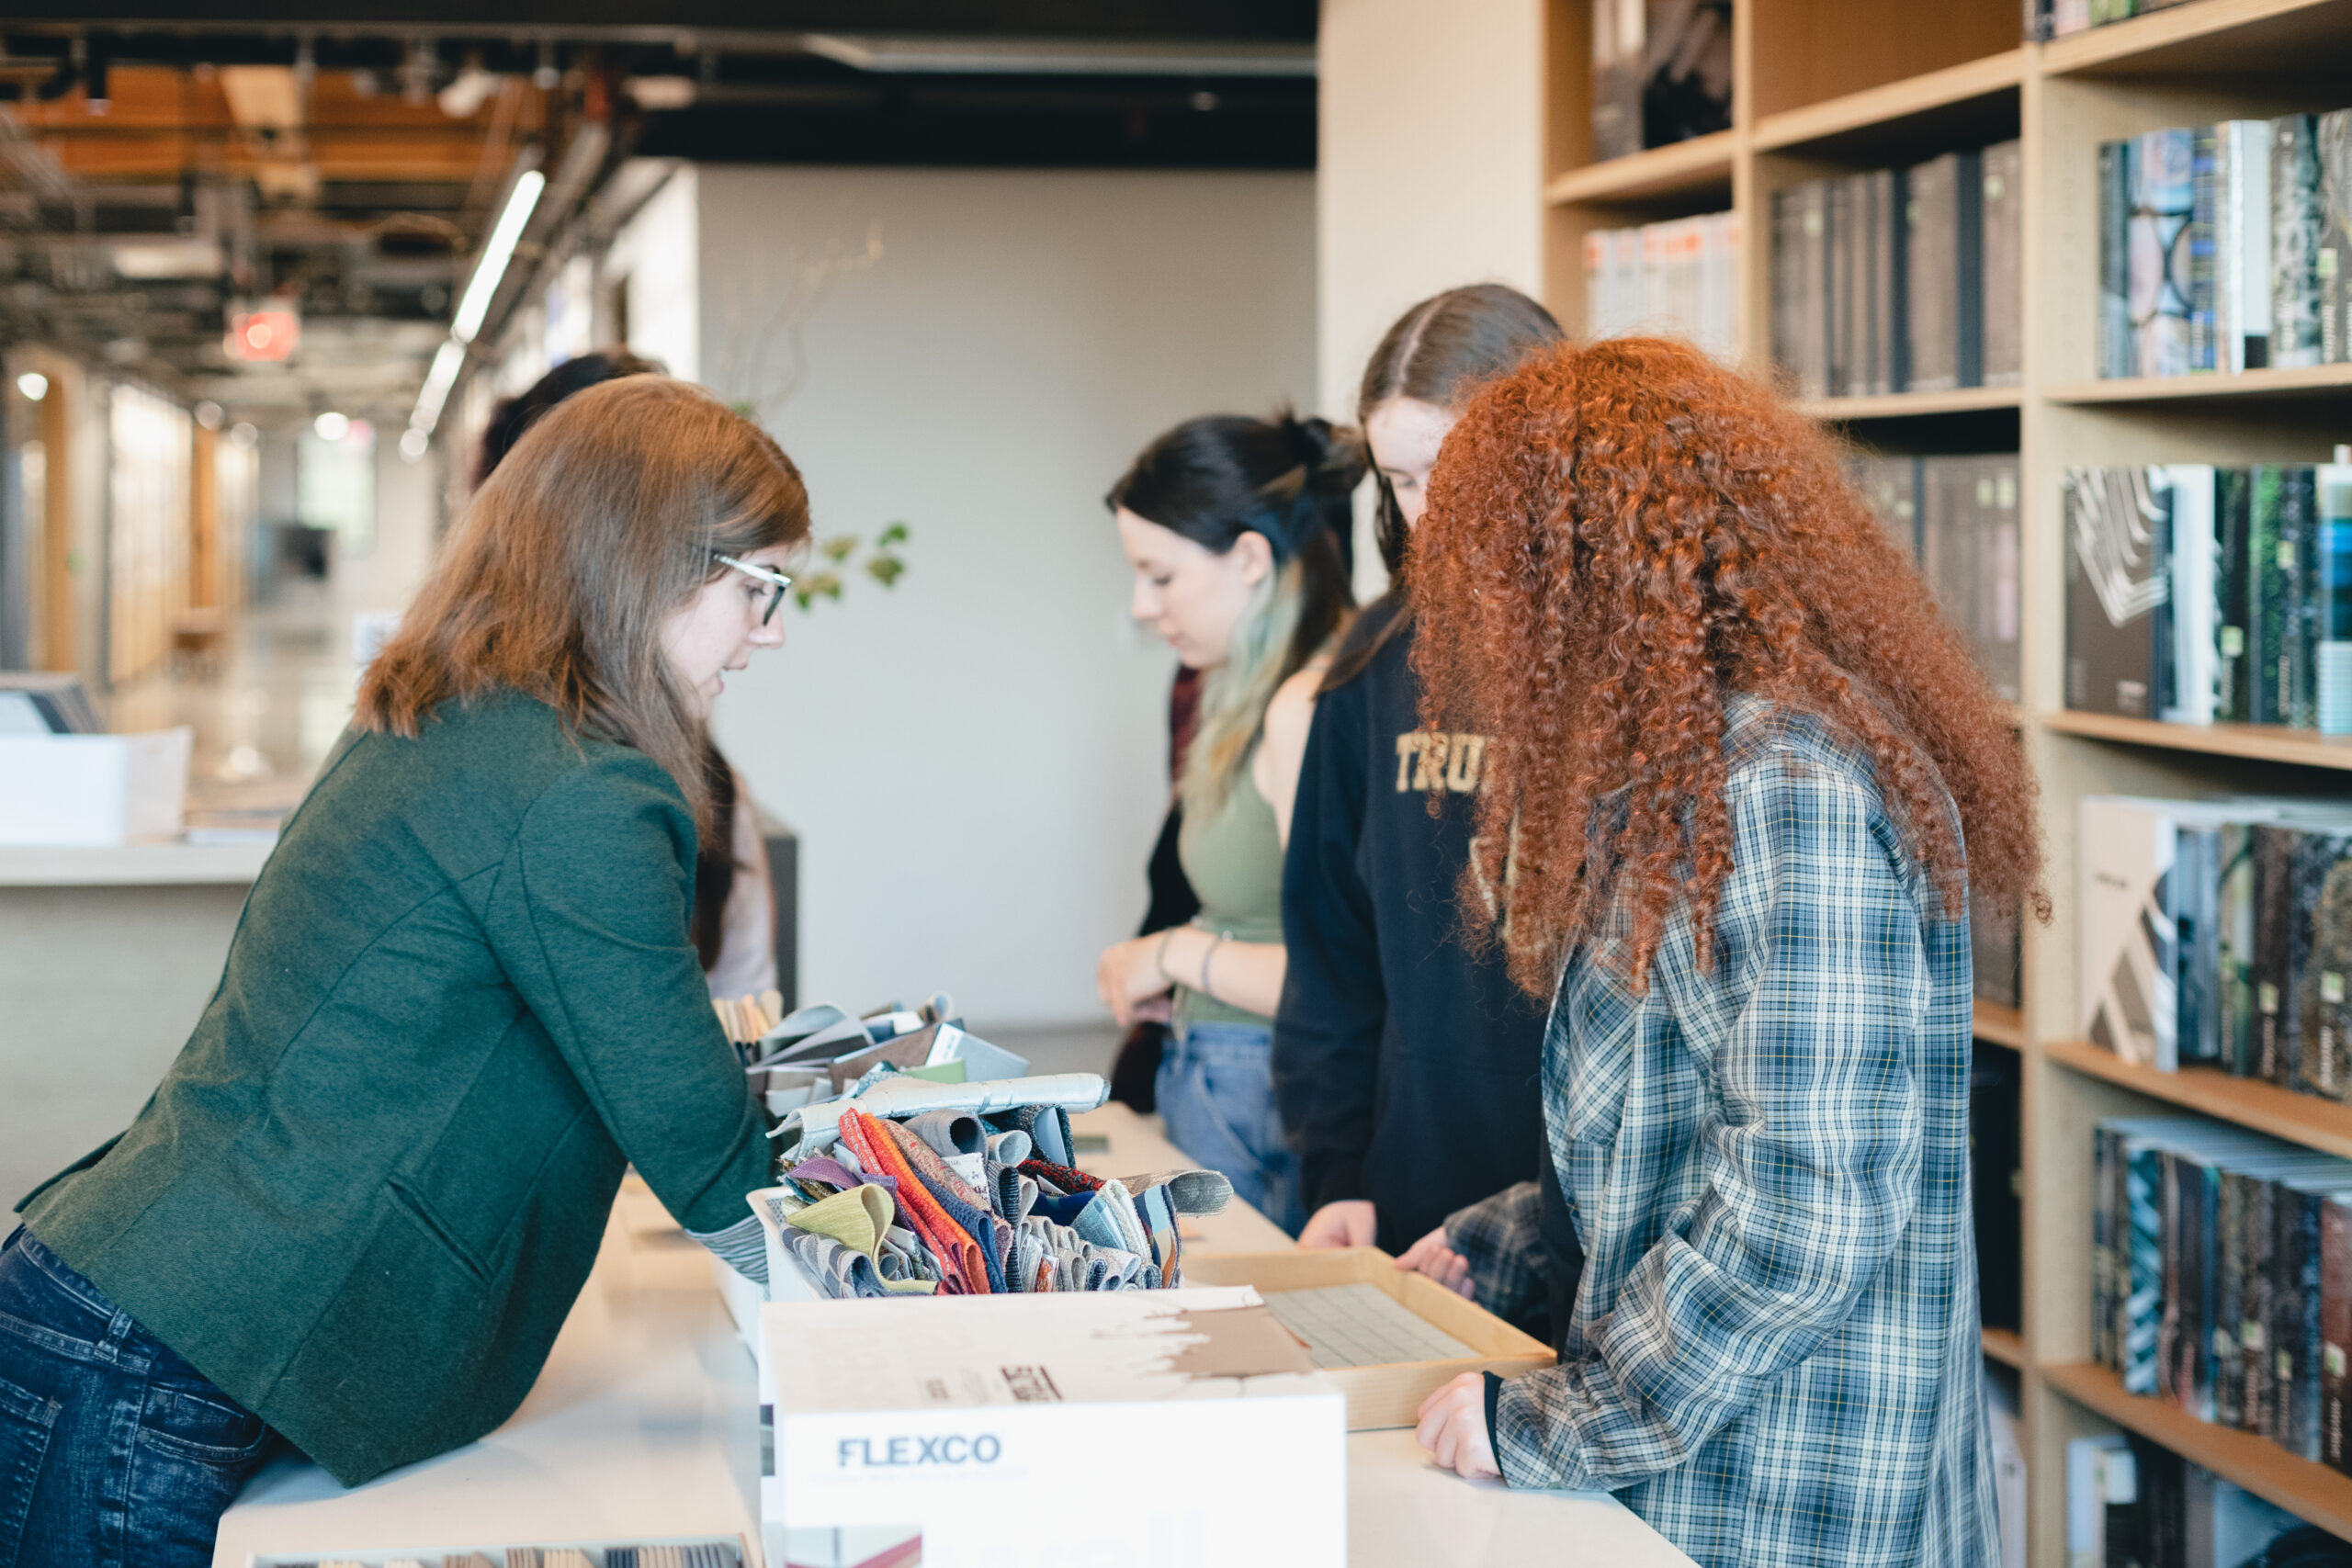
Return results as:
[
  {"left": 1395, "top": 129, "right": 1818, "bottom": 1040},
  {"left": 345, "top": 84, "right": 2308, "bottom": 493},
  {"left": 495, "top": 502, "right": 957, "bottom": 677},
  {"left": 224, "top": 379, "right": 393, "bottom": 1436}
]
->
[{"left": 840, "top": 1110, "right": 985, "bottom": 1294}]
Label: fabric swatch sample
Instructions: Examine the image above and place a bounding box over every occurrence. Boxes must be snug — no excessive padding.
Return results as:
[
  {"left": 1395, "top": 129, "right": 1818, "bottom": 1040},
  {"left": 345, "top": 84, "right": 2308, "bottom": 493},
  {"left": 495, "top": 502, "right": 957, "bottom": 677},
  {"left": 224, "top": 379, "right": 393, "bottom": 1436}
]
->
[
  {"left": 1018, "top": 1156, "right": 1102, "bottom": 1195},
  {"left": 839, "top": 1109, "right": 984, "bottom": 1293},
  {"left": 877, "top": 1115, "right": 1012, "bottom": 1293},
  {"left": 1121, "top": 1168, "right": 1234, "bottom": 1215}
]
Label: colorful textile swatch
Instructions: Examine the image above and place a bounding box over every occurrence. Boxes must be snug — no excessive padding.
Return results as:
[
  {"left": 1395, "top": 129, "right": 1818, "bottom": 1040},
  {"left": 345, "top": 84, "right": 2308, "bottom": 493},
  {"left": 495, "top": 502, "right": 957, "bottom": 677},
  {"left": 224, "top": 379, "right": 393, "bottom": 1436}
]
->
[
  {"left": 838, "top": 1110, "right": 984, "bottom": 1293},
  {"left": 1019, "top": 1156, "right": 1103, "bottom": 1195},
  {"left": 877, "top": 1115, "right": 1012, "bottom": 1294}
]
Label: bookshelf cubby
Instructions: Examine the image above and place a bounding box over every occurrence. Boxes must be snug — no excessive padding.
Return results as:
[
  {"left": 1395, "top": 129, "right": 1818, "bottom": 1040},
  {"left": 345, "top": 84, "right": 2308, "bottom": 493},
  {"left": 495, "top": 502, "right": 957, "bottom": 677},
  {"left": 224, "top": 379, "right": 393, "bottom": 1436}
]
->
[
  {"left": 2042, "top": 1361, "right": 2352, "bottom": 1540},
  {"left": 1975, "top": 1001, "right": 2029, "bottom": 1052},
  {"left": 1537, "top": 1, "right": 2352, "bottom": 1559},
  {"left": 2043, "top": 362, "right": 2352, "bottom": 404},
  {"left": 1797, "top": 387, "right": 2025, "bottom": 421}
]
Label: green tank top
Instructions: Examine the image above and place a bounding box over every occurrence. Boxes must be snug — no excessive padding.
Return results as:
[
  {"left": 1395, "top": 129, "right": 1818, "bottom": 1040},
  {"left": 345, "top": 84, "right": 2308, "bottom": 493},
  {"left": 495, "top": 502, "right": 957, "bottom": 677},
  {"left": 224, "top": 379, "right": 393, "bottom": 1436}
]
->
[{"left": 1173, "top": 754, "right": 1283, "bottom": 1031}]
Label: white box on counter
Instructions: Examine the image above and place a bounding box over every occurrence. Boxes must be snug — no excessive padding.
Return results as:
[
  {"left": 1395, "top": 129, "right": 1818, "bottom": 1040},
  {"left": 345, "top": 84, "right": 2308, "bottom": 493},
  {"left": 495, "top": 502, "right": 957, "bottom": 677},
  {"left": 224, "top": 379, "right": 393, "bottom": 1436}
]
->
[
  {"left": 761, "top": 1287, "right": 1346, "bottom": 1568},
  {"left": 0, "top": 727, "right": 191, "bottom": 846}
]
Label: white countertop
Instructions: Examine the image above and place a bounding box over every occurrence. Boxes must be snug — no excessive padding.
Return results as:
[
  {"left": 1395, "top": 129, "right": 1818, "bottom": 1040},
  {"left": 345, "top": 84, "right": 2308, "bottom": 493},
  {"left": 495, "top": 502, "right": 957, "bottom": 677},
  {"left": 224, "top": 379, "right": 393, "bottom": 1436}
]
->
[
  {"left": 0, "top": 838, "right": 274, "bottom": 886},
  {"left": 215, "top": 1104, "right": 1694, "bottom": 1567}
]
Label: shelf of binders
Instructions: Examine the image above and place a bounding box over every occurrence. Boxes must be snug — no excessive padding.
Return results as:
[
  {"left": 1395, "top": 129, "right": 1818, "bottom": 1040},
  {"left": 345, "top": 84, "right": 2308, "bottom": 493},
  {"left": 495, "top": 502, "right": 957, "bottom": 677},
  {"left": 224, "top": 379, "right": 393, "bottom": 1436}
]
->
[
  {"left": 2042, "top": 1360, "right": 2352, "bottom": 1540},
  {"left": 1973, "top": 1000, "right": 2027, "bottom": 1051},
  {"left": 2041, "top": 0, "right": 2352, "bottom": 78},
  {"left": 1545, "top": 129, "right": 1738, "bottom": 208},
  {"left": 2046, "top": 363, "right": 2352, "bottom": 405},
  {"left": 2044, "top": 1039, "right": 2352, "bottom": 1161},
  {"left": 1796, "top": 386, "right": 2024, "bottom": 422},
  {"left": 2040, "top": 710, "right": 2352, "bottom": 771},
  {"left": 1752, "top": 50, "right": 2024, "bottom": 159},
  {"left": 1982, "top": 1325, "right": 2028, "bottom": 1370}
]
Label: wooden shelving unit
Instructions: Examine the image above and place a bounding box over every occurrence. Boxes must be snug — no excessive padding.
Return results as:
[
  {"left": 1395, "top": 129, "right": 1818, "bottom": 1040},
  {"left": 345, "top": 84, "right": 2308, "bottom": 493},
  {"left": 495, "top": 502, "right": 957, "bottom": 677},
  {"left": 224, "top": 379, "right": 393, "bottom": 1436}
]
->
[
  {"left": 1752, "top": 49, "right": 2025, "bottom": 154},
  {"left": 1544, "top": 129, "right": 1737, "bottom": 205},
  {"left": 1534, "top": 0, "right": 2352, "bottom": 1560},
  {"left": 2039, "top": 0, "right": 2352, "bottom": 76},
  {"left": 2041, "top": 1362, "right": 2352, "bottom": 1540},
  {"left": 1799, "top": 387, "right": 2024, "bottom": 422},
  {"left": 2038, "top": 710, "right": 2352, "bottom": 771},
  {"left": 2043, "top": 362, "right": 2352, "bottom": 405},
  {"left": 1974, "top": 1001, "right": 2028, "bottom": 1051},
  {"left": 2045, "top": 1042, "right": 2352, "bottom": 1160}
]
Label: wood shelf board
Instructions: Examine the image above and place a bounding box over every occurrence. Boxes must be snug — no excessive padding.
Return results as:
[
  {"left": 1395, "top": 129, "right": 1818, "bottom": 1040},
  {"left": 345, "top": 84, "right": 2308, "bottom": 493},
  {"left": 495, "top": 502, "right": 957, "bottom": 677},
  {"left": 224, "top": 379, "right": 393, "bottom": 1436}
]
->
[
  {"left": 1799, "top": 386, "right": 2025, "bottom": 421},
  {"left": 2038, "top": 710, "right": 2352, "bottom": 771},
  {"left": 1974, "top": 1001, "right": 2028, "bottom": 1050},
  {"left": 2043, "top": 363, "right": 2352, "bottom": 406},
  {"left": 1981, "top": 1326, "right": 2027, "bottom": 1369},
  {"left": 2041, "top": 0, "right": 2352, "bottom": 78},
  {"left": 2042, "top": 1040, "right": 2352, "bottom": 1160},
  {"left": 1544, "top": 130, "right": 1738, "bottom": 207},
  {"left": 1754, "top": 49, "right": 2024, "bottom": 156},
  {"left": 2042, "top": 1362, "right": 2352, "bottom": 1539}
]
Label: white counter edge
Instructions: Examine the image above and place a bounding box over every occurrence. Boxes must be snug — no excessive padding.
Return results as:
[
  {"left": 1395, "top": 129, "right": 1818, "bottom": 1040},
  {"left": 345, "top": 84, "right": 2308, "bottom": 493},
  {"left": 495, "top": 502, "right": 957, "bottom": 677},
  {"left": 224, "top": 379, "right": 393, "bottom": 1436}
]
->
[{"left": 0, "top": 839, "right": 274, "bottom": 886}]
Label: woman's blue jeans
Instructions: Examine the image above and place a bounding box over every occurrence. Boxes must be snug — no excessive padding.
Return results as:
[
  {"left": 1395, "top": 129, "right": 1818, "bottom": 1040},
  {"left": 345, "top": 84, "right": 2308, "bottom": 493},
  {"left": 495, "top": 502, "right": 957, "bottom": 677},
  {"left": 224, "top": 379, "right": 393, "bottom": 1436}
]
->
[
  {"left": 0, "top": 1225, "right": 276, "bottom": 1568},
  {"left": 1155, "top": 1020, "right": 1305, "bottom": 1235}
]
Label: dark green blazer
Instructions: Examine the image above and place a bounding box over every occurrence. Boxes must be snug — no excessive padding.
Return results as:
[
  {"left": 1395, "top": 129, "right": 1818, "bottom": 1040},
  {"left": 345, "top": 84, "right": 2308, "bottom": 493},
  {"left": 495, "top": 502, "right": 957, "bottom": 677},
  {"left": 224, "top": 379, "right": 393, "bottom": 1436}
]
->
[{"left": 17, "top": 691, "right": 771, "bottom": 1485}]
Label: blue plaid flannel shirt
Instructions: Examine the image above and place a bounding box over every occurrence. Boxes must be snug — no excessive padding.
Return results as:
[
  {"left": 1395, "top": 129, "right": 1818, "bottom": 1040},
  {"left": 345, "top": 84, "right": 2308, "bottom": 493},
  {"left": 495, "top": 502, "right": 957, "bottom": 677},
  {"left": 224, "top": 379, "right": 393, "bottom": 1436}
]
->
[{"left": 1447, "top": 697, "right": 1998, "bottom": 1568}]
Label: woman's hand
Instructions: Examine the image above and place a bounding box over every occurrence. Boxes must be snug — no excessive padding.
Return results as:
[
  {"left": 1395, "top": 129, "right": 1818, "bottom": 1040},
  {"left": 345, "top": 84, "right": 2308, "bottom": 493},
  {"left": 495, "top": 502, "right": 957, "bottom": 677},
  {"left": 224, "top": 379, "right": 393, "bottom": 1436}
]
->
[
  {"left": 1299, "top": 1200, "right": 1378, "bottom": 1250},
  {"left": 1396, "top": 1224, "right": 1475, "bottom": 1298},
  {"left": 1415, "top": 1371, "right": 1500, "bottom": 1480},
  {"left": 1095, "top": 934, "right": 1174, "bottom": 1029}
]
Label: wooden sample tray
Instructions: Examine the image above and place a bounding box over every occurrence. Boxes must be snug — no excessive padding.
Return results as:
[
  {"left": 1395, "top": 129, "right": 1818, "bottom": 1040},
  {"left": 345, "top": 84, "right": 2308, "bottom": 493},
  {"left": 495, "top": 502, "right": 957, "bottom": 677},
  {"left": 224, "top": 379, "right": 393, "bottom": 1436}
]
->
[{"left": 1182, "top": 1247, "right": 1552, "bottom": 1430}]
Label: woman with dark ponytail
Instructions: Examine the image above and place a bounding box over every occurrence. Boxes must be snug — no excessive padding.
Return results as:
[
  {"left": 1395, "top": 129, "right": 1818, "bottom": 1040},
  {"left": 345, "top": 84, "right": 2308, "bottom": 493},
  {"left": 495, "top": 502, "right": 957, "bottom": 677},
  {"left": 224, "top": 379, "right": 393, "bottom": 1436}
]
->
[{"left": 1093, "top": 411, "right": 1363, "bottom": 1232}]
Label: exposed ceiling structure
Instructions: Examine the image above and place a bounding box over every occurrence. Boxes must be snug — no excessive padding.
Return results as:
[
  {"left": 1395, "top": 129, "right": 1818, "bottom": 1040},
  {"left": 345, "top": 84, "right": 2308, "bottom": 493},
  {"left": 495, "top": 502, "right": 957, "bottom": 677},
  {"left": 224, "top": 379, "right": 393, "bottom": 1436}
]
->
[{"left": 0, "top": 5, "right": 1317, "bottom": 423}]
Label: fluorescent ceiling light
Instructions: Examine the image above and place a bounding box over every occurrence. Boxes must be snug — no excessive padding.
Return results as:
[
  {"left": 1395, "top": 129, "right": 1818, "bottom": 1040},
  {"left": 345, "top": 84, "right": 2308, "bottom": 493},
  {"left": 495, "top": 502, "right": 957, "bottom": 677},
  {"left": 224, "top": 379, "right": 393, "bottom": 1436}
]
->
[
  {"left": 450, "top": 167, "right": 544, "bottom": 345},
  {"left": 409, "top": 340, "right": 466, "bottom": 436},
  {"left": 626, "top": 76, "right": 696, "bottom": 109},
  {"left": 799, "top": 34, "right": 1316, "bottom": 77},
  {"left": 113, "top": 240, "right": 223, "bottom": 279}
]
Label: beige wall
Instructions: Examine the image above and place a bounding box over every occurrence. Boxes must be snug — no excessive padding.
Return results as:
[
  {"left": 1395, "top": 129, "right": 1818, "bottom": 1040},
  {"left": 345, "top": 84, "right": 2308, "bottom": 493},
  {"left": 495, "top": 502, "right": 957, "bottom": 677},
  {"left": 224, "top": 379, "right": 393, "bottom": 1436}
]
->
[
  {"left": 1317, "top": 0, "right": 1548, "bottom": 592},
  {"left": 693, "top": 164, "right": 1318, "bottom": 1032}
]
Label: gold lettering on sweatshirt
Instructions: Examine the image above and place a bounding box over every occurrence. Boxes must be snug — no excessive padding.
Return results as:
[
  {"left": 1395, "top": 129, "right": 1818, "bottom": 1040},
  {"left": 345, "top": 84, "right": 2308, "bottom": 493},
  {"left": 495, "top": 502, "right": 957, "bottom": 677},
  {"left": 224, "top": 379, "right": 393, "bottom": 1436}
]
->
[{"left": 1394, "top": 731, "right": 1492, "bottom": 795}]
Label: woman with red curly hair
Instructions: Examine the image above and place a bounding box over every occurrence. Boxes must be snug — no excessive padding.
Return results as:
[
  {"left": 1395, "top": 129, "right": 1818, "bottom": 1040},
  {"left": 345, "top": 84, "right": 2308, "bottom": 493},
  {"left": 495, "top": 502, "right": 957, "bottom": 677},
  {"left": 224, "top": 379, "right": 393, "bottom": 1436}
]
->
[{"left": 1404, "top": 336, "right": 2041, "bottom": 1568}]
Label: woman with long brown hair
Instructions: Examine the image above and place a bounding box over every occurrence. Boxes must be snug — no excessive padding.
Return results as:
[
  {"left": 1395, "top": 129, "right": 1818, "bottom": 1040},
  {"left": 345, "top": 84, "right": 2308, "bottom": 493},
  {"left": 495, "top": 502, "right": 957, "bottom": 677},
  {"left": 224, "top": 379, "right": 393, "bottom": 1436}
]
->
[
  {"left": 1275, "top": 283, "right": 1564, "bottom": 1268},
  {"left": 0, "top": 377, "right": 807, "bottom": 1564},
  {"left": 1405, "top": 337, "right": 2040, "bottom": 1568}
]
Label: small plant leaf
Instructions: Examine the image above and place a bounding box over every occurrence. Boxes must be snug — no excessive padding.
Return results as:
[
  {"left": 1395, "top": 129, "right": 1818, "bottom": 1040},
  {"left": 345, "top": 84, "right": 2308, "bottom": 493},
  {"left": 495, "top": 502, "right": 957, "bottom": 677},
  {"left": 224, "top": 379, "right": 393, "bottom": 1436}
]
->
[
  {"left": 865, "top": 554, "right": 906, "bottom": 588},
  {"left": 876, "top": 522, "right": 910, "bottom": 547},
  {"left": 821, "top": 534, "right": 859, "bottom": 563}
]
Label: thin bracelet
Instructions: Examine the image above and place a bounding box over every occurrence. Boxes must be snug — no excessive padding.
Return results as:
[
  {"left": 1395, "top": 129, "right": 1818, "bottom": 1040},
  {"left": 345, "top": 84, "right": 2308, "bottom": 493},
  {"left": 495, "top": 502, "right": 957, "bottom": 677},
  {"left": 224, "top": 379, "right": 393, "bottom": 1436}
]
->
[
  {"left": 1199, "top": 930, "right": 1230, "bottom": 998},
  {"left": 1153, "top": 926, "right": 1184, "bottom": 987}
]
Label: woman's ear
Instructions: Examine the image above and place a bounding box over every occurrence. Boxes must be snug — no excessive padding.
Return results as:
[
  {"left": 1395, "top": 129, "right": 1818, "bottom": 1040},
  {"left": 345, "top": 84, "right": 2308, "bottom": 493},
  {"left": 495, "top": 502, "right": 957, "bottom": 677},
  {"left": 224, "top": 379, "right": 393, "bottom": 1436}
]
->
[{"left": 1230, "top": 528, "right": 1274, "bottom": 588}]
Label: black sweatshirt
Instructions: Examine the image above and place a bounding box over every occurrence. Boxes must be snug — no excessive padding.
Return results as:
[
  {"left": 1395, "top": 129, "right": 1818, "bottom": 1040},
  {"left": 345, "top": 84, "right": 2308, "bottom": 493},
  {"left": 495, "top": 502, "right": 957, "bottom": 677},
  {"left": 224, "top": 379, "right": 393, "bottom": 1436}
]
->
[{"left": 1272, "top": 599, "right": 1547, "bottom": 1254}]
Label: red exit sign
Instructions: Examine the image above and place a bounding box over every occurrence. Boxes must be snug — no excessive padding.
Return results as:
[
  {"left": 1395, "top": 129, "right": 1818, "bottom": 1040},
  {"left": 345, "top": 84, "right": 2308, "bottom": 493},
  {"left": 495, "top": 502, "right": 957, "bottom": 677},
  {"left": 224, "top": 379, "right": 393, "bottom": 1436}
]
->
[{"left": 226, "top": 308, "right": 300, "bottom": 363}]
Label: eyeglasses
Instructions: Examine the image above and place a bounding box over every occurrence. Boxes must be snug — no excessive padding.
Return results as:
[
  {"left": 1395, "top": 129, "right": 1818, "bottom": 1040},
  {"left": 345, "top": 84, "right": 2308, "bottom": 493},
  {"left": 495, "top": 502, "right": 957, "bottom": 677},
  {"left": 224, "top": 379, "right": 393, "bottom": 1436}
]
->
[{"left": 713, "top": 553, "right": 793, "bottom": 626}]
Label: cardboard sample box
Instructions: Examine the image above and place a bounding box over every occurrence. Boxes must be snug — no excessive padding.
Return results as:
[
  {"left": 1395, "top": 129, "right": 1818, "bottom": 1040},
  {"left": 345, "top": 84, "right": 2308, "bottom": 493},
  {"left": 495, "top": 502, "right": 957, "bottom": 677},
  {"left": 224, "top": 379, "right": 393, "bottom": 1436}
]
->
[
  {"left": 763, "top": 1288, "right": 1345, "bottom": 1568},
  {"left": 1183, "top": 1246, "right": 1554, "bottom": 1429}
]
